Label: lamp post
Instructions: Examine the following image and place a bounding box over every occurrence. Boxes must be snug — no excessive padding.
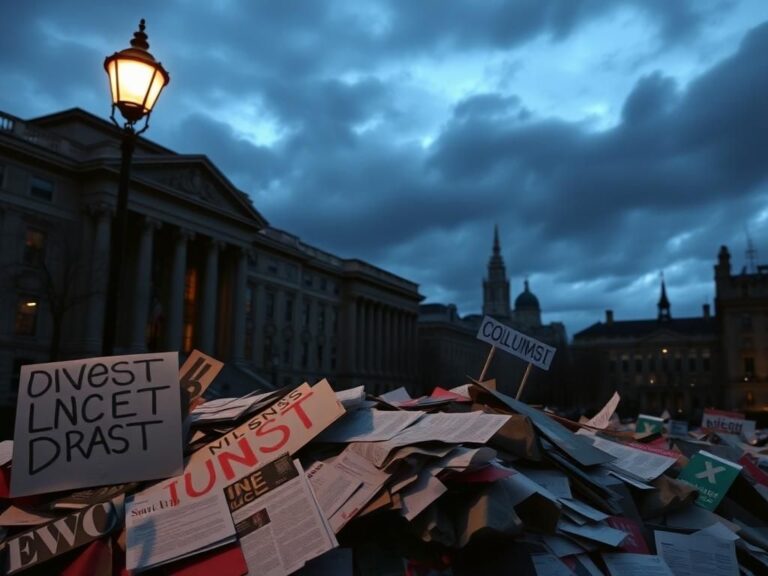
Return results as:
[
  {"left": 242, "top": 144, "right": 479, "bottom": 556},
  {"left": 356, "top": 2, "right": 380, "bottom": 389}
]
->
[{"left": 102, "top": 20, "right": 169, "bottom": 355}]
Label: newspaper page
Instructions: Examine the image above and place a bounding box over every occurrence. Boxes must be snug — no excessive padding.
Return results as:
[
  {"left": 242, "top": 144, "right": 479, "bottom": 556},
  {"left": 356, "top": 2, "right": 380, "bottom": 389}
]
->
[
  {"left": 349, "top": 412, "right": 510, "bottom": 467},
  {"left": 322, "top": 447, "right": 391, "bottom": 533},
  {"left": 126, "top": 490, "right": 235, "bottom": 573},
  {"left": 5, "top": 497, "right": 122, "bottom": 575},
  {"left": 317, "top": 409, "right": 425, "bottom": 442},
  {"left": 224, "top": 454, "right": 337, "bottom": 576},
  {"left": 654, "top": 530, "right": 739, "bottom": 576},
  {"left": 591, "top": 436, "right": 677, "bottom": 481}
]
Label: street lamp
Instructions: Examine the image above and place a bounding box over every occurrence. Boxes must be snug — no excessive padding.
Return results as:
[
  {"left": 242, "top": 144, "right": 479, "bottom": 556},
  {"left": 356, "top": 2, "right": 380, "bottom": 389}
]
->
[{"left": 101, "top": 19, "right": 169, "bottom": 355}]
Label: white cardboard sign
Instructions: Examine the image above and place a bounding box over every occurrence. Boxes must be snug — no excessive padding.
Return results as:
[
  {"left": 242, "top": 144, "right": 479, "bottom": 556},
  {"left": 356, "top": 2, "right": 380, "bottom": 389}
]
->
[
  {"left": 11, "top": 353, "right": 184, "bottom": 497},
  {"left": 476, "top": 315, "right": 556, "bottom": 370}
]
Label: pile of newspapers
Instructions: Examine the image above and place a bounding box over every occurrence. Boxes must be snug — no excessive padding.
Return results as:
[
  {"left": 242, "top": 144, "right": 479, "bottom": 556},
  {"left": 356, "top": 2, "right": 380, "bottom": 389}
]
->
[{"left": 0, "top": 350, "right": 767, "bottom": 575}]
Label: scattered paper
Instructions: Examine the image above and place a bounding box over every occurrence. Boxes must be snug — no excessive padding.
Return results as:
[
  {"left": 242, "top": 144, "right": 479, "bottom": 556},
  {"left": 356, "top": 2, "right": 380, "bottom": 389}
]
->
[
  {"left": 585, "top": 392, "right": 621, "bottom": 430},
  {"left": 558, "top": 519, "right": 628, "bottom": 547},
  {"left": 591, "top": 436, "right": 677, "bottom": 482},
  {"left": 602, "top": 552, "right": 675, "bottom": 575},
  {"left": 399, "top": 471, "right": 447, "bottom": 521},
  {"left": 654, "top": 530, "right": 740, "bottom": 576},
  {"left": 349, "top": 412, "right": 510, "bottom": 467},
  {"left": 317, "top": 409, "right": 424, "bottom": 442}
]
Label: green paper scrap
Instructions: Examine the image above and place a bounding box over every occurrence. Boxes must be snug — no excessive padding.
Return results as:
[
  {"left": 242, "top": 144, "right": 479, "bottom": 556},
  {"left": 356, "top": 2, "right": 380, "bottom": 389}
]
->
[
  {"left": 635, "top": 414, "right": 664, "bottom": 434},
  {"left": 678, "top": 450, "right": 741, "bottom": 511}
]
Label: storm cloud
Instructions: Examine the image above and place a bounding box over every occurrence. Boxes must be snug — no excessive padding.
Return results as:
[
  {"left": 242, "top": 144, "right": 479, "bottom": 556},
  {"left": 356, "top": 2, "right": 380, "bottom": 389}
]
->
[{"left": 1, "top": 0, "right": 767, "bottom": 337}]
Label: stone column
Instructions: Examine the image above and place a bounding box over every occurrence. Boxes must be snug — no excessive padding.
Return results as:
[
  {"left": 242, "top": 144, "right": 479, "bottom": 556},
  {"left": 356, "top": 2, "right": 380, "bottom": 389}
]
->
[
  {"left": 166, "top": 228, "right": 194, "bottom": 351},
  {"left": 129, "top": 217, "right": 160, "bottom": 352},
  {"left": 231, "top": 247, "right": 248, "bottom": 363},
  {"left": 410, "top": 314, "right": 418, "bottom": 378},
  {"left": 254, "top": 282, "right": 266, "bottom": 365},
  {"left": 84, "top": 203, "right": 112, "bottom": 352},
  {"left": 344, "top": 297, "right": 357, "bottom": 373},
  {"left": 199, "top": 238, "right": 222, "bottom": 355},
  {"left": 392, "top": 308, "right": 403, "bottom": 378},
  {"left": 374, "top": 304, "right": 382, "bottom": 374},
  {"left": 356, "top": 299, "right": 365, "bottom": 372},
  {"left": 365, "top": 301, "right": 374, "bottom": 374}
]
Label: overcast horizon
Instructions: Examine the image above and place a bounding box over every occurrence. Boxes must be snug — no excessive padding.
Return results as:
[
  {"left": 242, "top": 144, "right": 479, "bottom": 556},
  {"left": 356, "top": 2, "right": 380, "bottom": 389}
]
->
[{"left": 2, "top": 1, "right": 768, "bottom": 339}]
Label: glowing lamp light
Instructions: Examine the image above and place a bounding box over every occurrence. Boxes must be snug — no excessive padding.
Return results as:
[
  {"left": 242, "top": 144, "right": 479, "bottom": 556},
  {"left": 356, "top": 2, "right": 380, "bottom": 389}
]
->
[{"left": 104, "top": 19, "right": 169, "bottom": 126}]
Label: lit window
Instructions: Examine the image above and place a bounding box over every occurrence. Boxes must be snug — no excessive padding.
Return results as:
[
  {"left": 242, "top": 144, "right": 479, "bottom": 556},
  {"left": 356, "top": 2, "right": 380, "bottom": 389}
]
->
[
  {"left": 15, "top": 297, "right": 39, "bottom": 336},
  {"left": 30, "top": 176, "right": 54, "bottom": 201},
  {"left": 24, "top": 228, "right": 46, "bottom": 266},
  {"left": 183, "top": 269, "right": 198, "bottom": 353}
]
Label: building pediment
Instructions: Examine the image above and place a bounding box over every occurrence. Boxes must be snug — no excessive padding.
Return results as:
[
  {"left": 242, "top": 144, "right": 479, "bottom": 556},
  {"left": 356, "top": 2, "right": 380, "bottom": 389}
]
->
[{"left": 132, "top": 159, "right": 268, "bottom": 228}]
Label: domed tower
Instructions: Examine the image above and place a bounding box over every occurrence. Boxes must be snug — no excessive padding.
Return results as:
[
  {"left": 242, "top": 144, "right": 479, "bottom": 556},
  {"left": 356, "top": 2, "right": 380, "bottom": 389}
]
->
[
  {"left": 514, "top": 279, "right": 541, "bottom": 327},
  {"left": 482, "top": 225, "right": 511, "bottom": 320}
]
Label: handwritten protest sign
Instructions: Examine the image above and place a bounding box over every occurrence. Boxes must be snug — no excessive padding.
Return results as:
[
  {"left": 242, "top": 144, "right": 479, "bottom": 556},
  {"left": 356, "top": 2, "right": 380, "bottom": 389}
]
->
[
  {"left": 476, "top": 315, "right": 556, "bottom": 370},
  {"left": 10, "top": 353, "right": 184, "bottom": 497}
]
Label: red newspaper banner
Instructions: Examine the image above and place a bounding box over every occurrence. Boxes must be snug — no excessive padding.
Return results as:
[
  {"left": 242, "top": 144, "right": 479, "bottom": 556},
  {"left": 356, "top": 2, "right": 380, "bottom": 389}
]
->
[{"left": 138, "top": 379, "right": 345, "bottom": 504}]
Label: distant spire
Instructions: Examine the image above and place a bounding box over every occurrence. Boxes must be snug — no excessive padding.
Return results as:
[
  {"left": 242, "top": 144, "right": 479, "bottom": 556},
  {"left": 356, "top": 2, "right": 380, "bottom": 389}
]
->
[
  {"left": 658, "top": 271, "right": 671, "bottom": 321},
  {"left": 745, "top": 227, "right": 757, "bottom": 274},
  {"left": 483, "top": 225, "right": 511, "bottom": 319}
]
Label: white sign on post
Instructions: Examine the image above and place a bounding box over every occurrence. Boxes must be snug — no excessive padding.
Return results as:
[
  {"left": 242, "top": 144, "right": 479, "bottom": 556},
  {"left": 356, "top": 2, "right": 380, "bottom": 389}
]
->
[
  {"left": 476, "top": 315, "right": 556, "bottom": 370},
  {"left": 11, "top": 353, "right": 184, "bottom": 497}
]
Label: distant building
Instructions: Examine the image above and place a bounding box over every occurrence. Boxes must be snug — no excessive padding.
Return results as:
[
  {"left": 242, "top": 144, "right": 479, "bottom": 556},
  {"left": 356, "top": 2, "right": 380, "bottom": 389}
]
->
[
  {"left": 418, "top": 228, "right": 570, "bottom": 404},
  {"left": 572, "top": 276, "right": 719, "bottom": 420},
  {"left": 0, "top": 108, "right": 421, "bottom": 429},
  {"left": 715, "top": 245, "right": 768, "bottom": 412}
]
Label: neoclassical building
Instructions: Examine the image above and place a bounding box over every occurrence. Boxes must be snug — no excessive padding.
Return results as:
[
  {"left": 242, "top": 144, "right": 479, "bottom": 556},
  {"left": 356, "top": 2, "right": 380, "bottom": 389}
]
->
[{"left": 0, "top": 108, "right": 421, "bottom": 419}]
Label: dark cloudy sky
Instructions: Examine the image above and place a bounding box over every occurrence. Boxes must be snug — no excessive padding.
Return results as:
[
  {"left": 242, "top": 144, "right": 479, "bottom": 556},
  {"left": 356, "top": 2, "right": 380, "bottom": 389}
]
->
[{"left": 3, "top": 1, "right": 768, "bottom": 338}]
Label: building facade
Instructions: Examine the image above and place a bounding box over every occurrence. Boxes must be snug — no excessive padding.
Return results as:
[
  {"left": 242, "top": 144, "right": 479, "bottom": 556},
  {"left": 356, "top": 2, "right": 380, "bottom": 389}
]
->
[
  {"left": 572, "top": 278, "right": 719, "bottom": 421},
  {"left": 715, "top": 245, "right": 768, "bottom": 412},
  {"left": 0, "top": 108, "right": 421, "bottom": 422}
]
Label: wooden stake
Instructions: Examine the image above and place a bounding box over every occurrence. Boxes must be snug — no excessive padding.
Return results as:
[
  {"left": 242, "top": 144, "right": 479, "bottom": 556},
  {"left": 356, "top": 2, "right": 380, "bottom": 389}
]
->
[
  {"left": 478, "top": 346, "right": 496, "bottom": 382},
  {"left": 515, "top": 362, "right": 533, "bottom": 400}
]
